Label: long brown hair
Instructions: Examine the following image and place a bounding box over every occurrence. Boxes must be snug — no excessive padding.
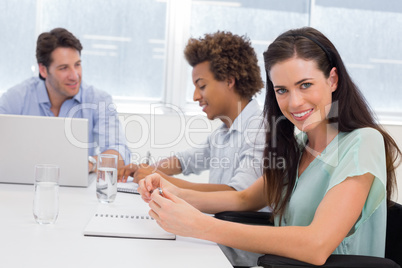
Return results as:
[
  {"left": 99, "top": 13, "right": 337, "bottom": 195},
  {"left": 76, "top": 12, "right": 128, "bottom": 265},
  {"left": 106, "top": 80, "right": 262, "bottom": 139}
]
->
[{"left": 262, "top": 27, "right": 401, "bottom": 218}]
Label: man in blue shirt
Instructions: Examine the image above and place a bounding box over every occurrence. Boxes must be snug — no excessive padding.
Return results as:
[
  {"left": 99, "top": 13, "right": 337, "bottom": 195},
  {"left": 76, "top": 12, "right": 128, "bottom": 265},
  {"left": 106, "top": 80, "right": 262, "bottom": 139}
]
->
[{"left": 0, "top": 28, "right": 130, "bottom": 172}]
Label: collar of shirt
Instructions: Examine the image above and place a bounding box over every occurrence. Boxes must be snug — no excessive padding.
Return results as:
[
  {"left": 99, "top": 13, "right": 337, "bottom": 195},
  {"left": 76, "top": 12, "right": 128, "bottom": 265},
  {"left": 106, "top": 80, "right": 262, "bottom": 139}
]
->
[
  {"left": 36, "top": 79, "right": 83, "bottom": 105},
  {"left": 219, "top": 98, "right": 262, "bottom": 135}
]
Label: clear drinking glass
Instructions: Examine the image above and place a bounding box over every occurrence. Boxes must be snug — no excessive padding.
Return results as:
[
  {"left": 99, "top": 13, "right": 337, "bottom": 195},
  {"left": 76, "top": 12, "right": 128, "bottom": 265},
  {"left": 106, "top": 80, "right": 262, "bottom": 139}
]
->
[
  {"left": 96, "top": 154, "right": 118, "bottom": 203},
  {"left": 33, "top": 164, "right": 60, "bottom": 224}
]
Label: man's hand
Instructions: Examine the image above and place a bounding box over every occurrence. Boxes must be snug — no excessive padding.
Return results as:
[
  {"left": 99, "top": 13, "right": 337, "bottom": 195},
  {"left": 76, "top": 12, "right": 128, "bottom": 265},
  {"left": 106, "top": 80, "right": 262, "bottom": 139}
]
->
[
  {"left": 132, "top": 164, "right": 157, "bottom": 183},
  {"left": 117, "top": 163, "right": 138, "bottom": 182},
  {"left": 88, "top": 162, "right": 94, "bottom": 173}
]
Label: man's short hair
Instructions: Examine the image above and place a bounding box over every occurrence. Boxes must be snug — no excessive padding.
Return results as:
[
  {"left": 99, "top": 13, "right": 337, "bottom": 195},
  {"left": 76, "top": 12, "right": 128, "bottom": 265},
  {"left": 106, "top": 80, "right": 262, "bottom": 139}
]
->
[{"left": 36, "top": 28, "right": 83, "bottom": 80}]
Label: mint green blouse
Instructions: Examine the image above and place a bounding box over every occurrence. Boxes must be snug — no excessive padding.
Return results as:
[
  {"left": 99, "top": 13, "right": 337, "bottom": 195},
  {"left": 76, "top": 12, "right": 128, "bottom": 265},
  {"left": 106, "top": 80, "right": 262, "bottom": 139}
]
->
[{"left": 275, "top": 128, "right": 387, "bottom": 257}]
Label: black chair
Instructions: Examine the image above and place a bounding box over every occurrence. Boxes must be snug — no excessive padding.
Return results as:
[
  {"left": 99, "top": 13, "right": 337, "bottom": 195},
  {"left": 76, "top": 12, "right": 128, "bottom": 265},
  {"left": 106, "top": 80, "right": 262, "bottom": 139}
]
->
[{"left": 215, "top": 202, "right": 402, "bottom": 268}]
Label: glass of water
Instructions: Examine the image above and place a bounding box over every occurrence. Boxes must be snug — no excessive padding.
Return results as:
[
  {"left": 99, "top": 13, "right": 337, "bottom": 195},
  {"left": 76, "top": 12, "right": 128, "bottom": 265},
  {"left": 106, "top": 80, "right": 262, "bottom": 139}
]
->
[
  {"left": 33, "top": 164, "right": 60, "bottom": 224},
  {"left": 96, "top": 154, "right": 118, "bottom": 203}
]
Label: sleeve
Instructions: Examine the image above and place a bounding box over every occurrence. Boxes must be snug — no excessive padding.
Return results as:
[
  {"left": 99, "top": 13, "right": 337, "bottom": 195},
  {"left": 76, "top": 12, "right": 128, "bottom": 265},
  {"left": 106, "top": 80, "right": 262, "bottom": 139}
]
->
[
  {"left": 0, "top": 86, "right": 25, "bottom": 114},
  {"left": 175, "top": 137, "right": 211, "bottom": 175},
  {"left": 227, "top": 128, "right": 265, "bottom": 191},
  {"left": 91, "top": 89, "right": 131, "bottom": 165},
  {"left": 325, "top": 128, "right": 387, "bottom": 227}
]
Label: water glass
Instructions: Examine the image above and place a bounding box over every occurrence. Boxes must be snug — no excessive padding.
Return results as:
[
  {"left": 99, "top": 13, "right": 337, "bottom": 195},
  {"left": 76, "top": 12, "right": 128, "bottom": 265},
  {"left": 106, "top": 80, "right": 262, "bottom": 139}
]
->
[
  {"left": 96, "top": 154, "right": 118, "bottom": 203},
  {"left": 33, "top": 164, "right": 60, "bottom": 224}
]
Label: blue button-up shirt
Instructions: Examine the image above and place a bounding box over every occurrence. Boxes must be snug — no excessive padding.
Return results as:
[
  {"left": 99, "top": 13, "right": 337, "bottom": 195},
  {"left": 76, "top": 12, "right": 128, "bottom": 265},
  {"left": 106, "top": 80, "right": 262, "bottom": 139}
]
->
[
  {"left": 0, "top": 77, "right": 130, "bottom": 164},
  {"left": 175, "top": 99, "right": 266, "bottom": 191}
]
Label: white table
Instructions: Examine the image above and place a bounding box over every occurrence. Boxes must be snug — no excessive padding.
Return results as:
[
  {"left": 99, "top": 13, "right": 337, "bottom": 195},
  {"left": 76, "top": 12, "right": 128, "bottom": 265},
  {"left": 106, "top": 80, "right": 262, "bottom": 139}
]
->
[{"left": 0, "top": 182, "right": 232, "bottom": 268}]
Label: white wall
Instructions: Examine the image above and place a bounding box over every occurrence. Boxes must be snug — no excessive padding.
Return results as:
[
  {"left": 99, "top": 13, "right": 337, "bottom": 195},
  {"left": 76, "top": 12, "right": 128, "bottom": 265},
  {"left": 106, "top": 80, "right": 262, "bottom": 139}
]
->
[
  {"left": 121, "top": 113, "right": 402, "bottom": 203},
  {"left": 120, "top": 113, "right": 221, "bottom": 183}
]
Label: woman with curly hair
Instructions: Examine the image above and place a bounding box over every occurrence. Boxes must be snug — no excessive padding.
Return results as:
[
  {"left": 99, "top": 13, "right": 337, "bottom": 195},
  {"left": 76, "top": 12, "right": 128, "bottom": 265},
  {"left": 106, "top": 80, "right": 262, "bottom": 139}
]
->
[
  {"left": 138, "top": 27, "right": 401, "bottom": 266},
  {"left": 119, "top": 31, "right": 265, "bottom": 196}
]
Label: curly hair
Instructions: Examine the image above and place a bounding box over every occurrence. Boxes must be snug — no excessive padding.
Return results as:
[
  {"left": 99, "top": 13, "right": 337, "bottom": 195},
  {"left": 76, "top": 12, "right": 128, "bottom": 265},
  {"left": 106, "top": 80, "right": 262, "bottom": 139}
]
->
[{"left": 184, "top": 31, "right": 263, "bottom": 99}]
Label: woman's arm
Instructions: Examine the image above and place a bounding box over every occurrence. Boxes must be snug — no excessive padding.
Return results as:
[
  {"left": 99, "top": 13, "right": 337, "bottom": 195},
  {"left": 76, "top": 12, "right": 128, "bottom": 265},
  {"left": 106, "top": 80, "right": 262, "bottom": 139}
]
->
[
  {"left": 148, "top": 173, "right": 374, "bottom": 266},
  {"left": 178, "top": 174, "right": 268, "bottom": 213},
  {"left": 139, "top": 173, "right": 268, "bottom": 213},
  {"left": 118, "top": 156, "right": 183, "bottom": 183},
  {"left": 134, "top": 165, "right": 236, "bottom": 191}
]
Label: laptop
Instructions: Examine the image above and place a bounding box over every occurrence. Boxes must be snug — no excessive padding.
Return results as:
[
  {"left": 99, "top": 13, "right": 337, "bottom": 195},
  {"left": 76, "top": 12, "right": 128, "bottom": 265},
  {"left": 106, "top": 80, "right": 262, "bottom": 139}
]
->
[{"left": 0, "top": 114, "right": 90, "bottom": 187}]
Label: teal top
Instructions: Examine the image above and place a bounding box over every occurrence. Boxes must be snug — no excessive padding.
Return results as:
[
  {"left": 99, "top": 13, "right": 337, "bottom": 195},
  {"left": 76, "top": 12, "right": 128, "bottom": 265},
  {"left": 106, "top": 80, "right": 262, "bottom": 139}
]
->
[{"left": 275, "top": 128, "right": 387, "bottom": 257}]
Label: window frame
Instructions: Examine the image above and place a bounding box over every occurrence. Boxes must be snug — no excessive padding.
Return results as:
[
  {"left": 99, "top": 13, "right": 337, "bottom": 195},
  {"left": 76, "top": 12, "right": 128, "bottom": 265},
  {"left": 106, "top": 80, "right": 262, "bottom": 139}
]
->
[{"left": 116, "top": 0, "right": 402, "bottom": 125}]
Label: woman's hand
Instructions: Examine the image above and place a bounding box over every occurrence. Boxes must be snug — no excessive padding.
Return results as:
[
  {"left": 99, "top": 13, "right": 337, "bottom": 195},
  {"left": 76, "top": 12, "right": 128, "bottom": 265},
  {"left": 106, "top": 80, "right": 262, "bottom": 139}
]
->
[
  {"left": 148, "top": 188, "right": 211, "bottom": 238},
  {"left": 137, "top": 173, "right": 179, "bottom": 203}
]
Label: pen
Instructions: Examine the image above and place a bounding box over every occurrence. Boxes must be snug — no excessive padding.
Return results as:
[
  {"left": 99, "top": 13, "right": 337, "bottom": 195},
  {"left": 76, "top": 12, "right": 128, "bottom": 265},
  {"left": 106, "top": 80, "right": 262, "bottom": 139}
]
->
[{"left": 145, "top": 151, "right": 151, "bottom": 165}]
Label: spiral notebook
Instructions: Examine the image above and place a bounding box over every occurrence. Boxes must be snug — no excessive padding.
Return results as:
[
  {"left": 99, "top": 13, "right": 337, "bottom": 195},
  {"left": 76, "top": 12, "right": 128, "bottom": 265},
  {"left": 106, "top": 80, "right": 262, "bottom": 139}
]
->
[
  {"left": 83, "top": 205, "right": 176, "bottom": 240},
  {"left": 117, "top": 182, "right": 139, "bottom": 194}
]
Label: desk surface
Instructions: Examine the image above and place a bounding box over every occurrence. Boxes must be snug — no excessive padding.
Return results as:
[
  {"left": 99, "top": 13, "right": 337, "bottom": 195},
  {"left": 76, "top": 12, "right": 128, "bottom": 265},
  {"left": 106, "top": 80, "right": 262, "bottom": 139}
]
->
[{"left": 0, "top": 182, "right": 232, "bottom": 268}]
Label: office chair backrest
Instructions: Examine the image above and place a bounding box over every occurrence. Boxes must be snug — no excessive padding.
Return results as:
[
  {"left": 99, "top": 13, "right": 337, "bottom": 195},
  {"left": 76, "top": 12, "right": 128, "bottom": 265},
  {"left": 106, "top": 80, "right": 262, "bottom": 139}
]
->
[
  {"left": 385, "top": 202, "right": 402, "bottom": 266},
  {"left": 257, "top": 202, "right": 402, "bottom": 268}
]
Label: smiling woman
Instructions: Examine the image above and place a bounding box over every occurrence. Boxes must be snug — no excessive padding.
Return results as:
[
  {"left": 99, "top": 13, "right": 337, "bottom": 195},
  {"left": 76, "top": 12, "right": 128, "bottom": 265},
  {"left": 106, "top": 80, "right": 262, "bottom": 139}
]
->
[
  {"left": 271, "top": 58, "right": 338, "bottom": 138},
  {"left": 134, "top": 27, "right": 401, "bottom": 267},
  {"left": 262, "top": 27, "right": 401, "bottom": 219}
]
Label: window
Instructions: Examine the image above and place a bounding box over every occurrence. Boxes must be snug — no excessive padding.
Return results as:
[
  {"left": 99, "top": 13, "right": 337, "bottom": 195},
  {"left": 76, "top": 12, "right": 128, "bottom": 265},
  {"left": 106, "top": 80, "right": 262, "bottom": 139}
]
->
[
  {"left": 184, "top": 0, "right": 310, "bottom": 110},
  {"left": 1, "top": 0, "right": 402, "bottom": 122},
  {"left": 311, "top": 0, "right": 402, "bottom": 123},
  {"left": 0, "top": 0, "right": 37, "bottom": 91},
  {"left": 0, "top": 0, "right": 167, "bottom": 112}
]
